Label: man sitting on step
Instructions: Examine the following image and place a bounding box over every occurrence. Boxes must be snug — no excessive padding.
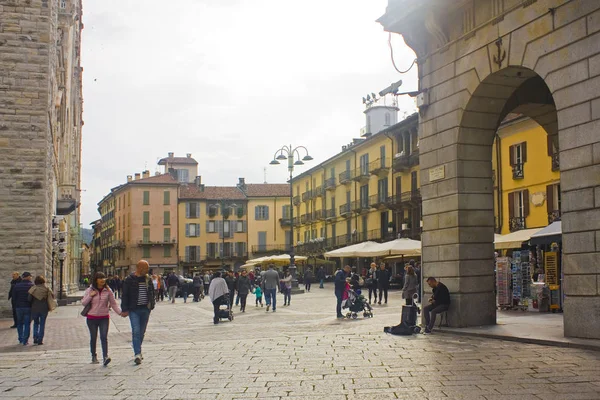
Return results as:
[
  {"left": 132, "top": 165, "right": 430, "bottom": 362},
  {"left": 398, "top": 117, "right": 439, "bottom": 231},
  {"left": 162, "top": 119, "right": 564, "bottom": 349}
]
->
[{"left": 423, "top": 277, "right": 450, "bottom": 334}]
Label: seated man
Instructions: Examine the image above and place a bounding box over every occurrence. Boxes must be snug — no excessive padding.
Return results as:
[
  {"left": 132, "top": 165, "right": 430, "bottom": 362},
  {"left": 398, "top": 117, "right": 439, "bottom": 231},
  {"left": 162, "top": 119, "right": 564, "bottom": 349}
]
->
[{"left": 422, "top": 277, "right": 450, "bottom": 334}]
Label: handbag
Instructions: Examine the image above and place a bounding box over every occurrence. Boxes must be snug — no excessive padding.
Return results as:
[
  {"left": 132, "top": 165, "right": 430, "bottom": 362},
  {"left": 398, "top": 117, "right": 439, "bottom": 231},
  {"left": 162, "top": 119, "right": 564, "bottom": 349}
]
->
[
  {"left": 47, "top": 292, "right": 57, "bottom": 312},
  {"left": 81, "top": 302, "right": 91, "bottom": 316},
  {"left": 365, "top": 278, "right": 373, "bottom": 286}
]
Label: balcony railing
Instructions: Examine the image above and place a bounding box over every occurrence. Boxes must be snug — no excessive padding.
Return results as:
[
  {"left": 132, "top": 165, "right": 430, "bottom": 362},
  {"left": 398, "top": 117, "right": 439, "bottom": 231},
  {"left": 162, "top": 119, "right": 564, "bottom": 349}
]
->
[
  {"left": 279, "top": 217, "right": 296, "bottom": 227},
  {"left": 314, "top": 186, "right": 324, "bottom": 197},
  {"left": 509, "top": 216, "right": 526, "bottom": 232},
  {"left": 512, "top": 163, "right": 524, "bottom": 179},
  {"left": 137, "top": 238, "right": 177, "bottom": 246},
  {"left": 351, "top": 198, "right": 370, "bottom": 213},
  {"left": 393, "top": 150, "right": 419, "bottom": 172},
  {"left": 352, "top": 167, "right": 370, "bottom": 182},
  {"left": 369, "top": 158, "right": 390, "bottom": 176},
  {"left": 324, "top": 177, "right": 336, "bottom": 190},
  {"left": 339, "top": 170, "right": 352, "bottom": 185},
  {"left": 386, "top": 190, "right": 421, "bottom": 208},
  {"left": 300, "top": 213, "right": 313, "bottom": 225},
  {"left": 548, "top": 210, "right": 561, "bottom": 224},
  {"left": 339, "top": 203, "right": 352, "bottom": 217},
  {"left": 369, "top": 193, "right": 388, "bottom": 209},
  {"left": 293, "top": 195, "right": 300, "bottom": 206},
  {"left": 551, "top": 153, "right": 560, "bottom": 171},
  {"left": 314, "top": 209, "right": 324, "bottom": 220},
  {"left": 324, "top": 208, "right": 336, "bottom": 220},
  {"left": 112, "top": 240, "right": 126, "bottom": 249},
  {"left": 251, "top": 244, "right": 292, "bottom": 255},
  {"left": 302, "top": 191, "right": 313, "bottom": 202}
]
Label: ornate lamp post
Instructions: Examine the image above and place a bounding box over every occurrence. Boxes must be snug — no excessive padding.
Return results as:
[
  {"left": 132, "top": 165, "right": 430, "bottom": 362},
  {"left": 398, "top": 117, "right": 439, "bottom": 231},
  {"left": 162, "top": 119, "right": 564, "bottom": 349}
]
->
[{"left": 269, "top": 145, "right": 313, "bottom": 288}]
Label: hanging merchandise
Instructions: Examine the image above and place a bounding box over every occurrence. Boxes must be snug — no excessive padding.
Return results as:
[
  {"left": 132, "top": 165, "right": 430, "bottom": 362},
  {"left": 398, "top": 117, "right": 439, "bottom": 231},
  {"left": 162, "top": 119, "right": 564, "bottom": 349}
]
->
[
  {"left": 496, "top": 257, "right": 511, "bottom": 309},
  {"left": 545, "top": 251, "right": 561, "bottom": 312}
]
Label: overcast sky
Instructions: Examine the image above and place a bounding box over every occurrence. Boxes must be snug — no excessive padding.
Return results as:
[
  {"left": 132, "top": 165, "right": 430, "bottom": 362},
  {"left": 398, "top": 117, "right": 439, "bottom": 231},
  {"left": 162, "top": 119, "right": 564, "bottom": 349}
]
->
[{"left": 80, "top": 0, "right": 418, "bottom": 226}]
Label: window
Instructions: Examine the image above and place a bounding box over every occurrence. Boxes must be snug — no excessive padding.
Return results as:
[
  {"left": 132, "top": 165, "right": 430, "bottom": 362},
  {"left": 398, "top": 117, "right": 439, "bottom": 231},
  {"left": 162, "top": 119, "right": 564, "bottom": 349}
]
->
[
  {"left": 360, "top": 184, "right": 369, "bottom": 208},
  {"left": 164, "top": 247, "right": 171, "bottom": 257},
  {"left": 378, "top": 178, "right": 388, "bottom": 202},
  {"left": 330, "top": 167, "right": 335, "bottom": 178},
  {"left": 380, "top": 145, "right": 386, "bottom": 164},
  {"left": 508, "top": 190, "right": 529, "bottom": 231},
  {"left": 255, "top": 205, "right": 269, "bottom": 220},
  {"left": 235, "top": 242, "right": 247, "bottom": 257},
  {"left": 164, "top": 211, "right": 170, "bottom": 225},
  {"left": 547, "top": 183, "right": 561, "bottom": 223},
  {"left": 207, "top": 243, "right": 218, "bottom": 259},
  {"left": 282, "top": 205, "right": 291, "bottom": 219},
  {"left": 258, "top": 231, "right": 267, "bottom": 251},
  {"left": 360, "top": 153, "right": 369, "bottom": 174},
  {"left": 304, "top": 231, "right": 309, "bottom": 243},
  {"left": 510, "top": 142, "right": 527, "bottom": 179},
  {"left": 186, "top": 202, "right": 200, "bottom": 218},
  {"left": 320, "top": 227, "right": 324, "bottom": 238},
  {"left": 163, "top": 191, "right": 170, "bottom": 205},
  {"left": 176, "top": 169, "right": 189, "bottom": 183},
  {"left": 163, "top": 228, "right": 171, "bottom": 242},
  {"left": 331, "top": 224, "right": 336, "bottom": 241},
  {"left": 185, "top": 223, "right": 200, "bottom": 237},
  {"left": 60, "top": 0, "right": 66, "bottom": 9},
  {"left": 346, "top": 219, "right": 352, "bottom": 240},
  {"left": 185, "top": 246, "right": 201, "bottom": 262},
  {"left": 207, "top": 220, "right": 216, "bottom": 233},
  {"left": 128, "top": 192, "right": 131, "bottom": 206},
  {"left": 143, "top": 211, "right": 149, "bottom": 226},
  {"left": 142, "top": 228, "right": 150, "bottom": 243},
  {"left": 236, "top": 220, "right": 245, "bottom": 233},
  {"left": 142, "top": 247, "right": 150, "bottom": 258},
  {"left": 143, "top": 191, "right": 150, "bottom": 205}
]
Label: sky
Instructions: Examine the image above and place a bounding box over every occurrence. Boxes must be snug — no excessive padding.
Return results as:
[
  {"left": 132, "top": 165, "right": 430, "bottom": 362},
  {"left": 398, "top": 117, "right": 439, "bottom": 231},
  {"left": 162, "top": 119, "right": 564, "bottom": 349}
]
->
[{"left": 80, "top": 0, "right": 419, "bottom": 226}]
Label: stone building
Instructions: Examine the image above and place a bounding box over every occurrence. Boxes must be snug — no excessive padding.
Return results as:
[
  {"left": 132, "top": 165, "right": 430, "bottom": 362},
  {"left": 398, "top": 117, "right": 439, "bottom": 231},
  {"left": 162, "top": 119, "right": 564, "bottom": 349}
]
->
[
  {"left": 0, "top": 0, "right": 84, "bottom": 314},
  {"left": 378, "top": 0, "right": 600, "bottom": 339}
]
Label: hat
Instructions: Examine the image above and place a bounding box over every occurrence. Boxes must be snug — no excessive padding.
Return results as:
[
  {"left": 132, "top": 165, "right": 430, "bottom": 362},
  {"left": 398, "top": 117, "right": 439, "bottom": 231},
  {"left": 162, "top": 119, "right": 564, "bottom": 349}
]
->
[{"left": 22, "top": 272, "right": 32, "bottom": 278}]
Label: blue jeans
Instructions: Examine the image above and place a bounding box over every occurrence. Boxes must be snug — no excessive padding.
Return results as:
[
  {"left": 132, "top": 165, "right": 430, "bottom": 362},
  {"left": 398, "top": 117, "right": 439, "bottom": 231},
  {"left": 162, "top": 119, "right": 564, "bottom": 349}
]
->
[
  {"left": 283, "top": 288, "right": 291, "bottom": 305},
  {"left": 128, "top": 308, "right": 150, "bottom": 356},
  {"left": 319, "top": 279, "right": 324, "bottom": 288},
  {"left": 31, "top": 312, "right": 47, "bottom": 343},
  {"left": 335, "top": 291, "right": 343, "bottom": 317},
  {"left": 264, "top": 288, "right": 277, "bottom": 310},
  {"left": 16, "top": 308, "right": 32, "bottom": 344}
]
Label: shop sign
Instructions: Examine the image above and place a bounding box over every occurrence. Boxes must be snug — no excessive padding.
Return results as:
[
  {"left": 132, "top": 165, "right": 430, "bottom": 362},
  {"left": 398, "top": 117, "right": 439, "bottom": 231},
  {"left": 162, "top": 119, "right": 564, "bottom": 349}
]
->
[{"left": 544, "top": 252, "right": 558, "bottom": 285}]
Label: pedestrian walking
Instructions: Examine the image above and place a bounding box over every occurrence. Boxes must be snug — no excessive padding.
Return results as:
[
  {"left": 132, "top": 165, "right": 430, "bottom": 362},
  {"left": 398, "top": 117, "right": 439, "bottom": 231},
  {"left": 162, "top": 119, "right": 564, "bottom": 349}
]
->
[
  {"left": 166, "top": 272, "right": 179, "bottom": 303},
  {"left": 304, "top": 267, "right": 314, "bottom": 292},
  {"left": 27, "top": 275, "right": 54, "bottom": 346},
  {"left": 203, "top": 272, "right": 211, "bottom": 295},
  {"left": 376, "top": 263, "right": 390, "bottom": 304},
  {"left": 236, "top": 270, "right": 252, "bottom": 312},
  {"left": 334, "top": 266, "right": 351, "bottom": 318},
  {"left": 402, "top": 265, "right": 418, "bottom": 305},
  {"left": 224, "top": 271, "right": 236, "bottom": 308},
  {"left": 263, "top": 264, "right": 279, "bottom": 312},
  {"left": 234, "top": 272, "right": 240, "bottom": 306},
  {"left": 366, "top": 263, "right": 378, "bottom": 304},
  {"left": 208, "top": 271, "right": 229, "bottom": 325},
  {"left": 254, "top": 284, "right": 263, "bottom": 307},
  {"left": 121, "top": 260, "right": 155, "bottom": 365},
  {"left": 316, "top": 267, "right": 325, "bottom": 289},
  {"left": 13, "top": 272, "right": 34, "bottom": 345},
  {"left": 154, "top": 274, "right": 164, "bottom": 302},
  {"left": 193, "top": 275, "right": 203, "bottom": 302},
  {"left": 82, "top": 272, "right": 122, "bottom": 366},
  {"left": 281, "top": 270, "right": 292, "bottom": 306},
  {"left": 181, "top": 278, "right": 189, "bottom": 303},
  {"left": 8, "top": 271, "right": 21, "bottom": 328},
  {"left": 114, "top": 276, "right": 122, "bottom": 299}
]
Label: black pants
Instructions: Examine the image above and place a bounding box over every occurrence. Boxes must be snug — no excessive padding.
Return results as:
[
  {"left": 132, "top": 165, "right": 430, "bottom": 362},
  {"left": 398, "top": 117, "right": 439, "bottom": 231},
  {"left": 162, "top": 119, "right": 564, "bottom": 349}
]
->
[
  {"left": 156, "top": 288, "right": 164, "bottom": 302},
  {"left": 204, "top": 284, "right": 209, "bottom": 295},
  {"left": 368, "top": 287, "right": 377, "bottom": 303},
  {"left": 193, "top": 287, "right": 202, "bottom": 302},
  {"left": 229, "top": 292, "right": 235, "bottom": 308},
  {"left": 305, "top": 282, "right": 311, "bottom": 292},
  {"left": 11, "top": 301, "right": 17, "bottom": 326},
  {"left": 423, "top": 303, "right": 449, "bottom": 331},
  {"left": 239, "top": 294, "right": 248, "bottom": 311},
  {"left": 378, "top": 287, "right": 388, "bottom": 303},
  {"left": 213, "top": 296, "right": 225, "bottom": 324},
  {"left": 86, "top": 318, "right": 109, "bottom": 358}
]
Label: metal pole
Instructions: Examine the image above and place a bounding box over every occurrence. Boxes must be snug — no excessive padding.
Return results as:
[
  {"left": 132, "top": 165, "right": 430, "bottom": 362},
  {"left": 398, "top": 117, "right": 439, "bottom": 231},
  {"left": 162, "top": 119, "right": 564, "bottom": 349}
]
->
[
  {"left": 59, "top": 258, "right": 64, "bottom": 300},
  {"left": 222, "top": 205, "right": 225, "bottom": 270},
  {"left": 289, "top": 168, "right": 297, "bottom": 287},
  {"left": 51, "top": 251, "right": 55, "bottom": 292}
]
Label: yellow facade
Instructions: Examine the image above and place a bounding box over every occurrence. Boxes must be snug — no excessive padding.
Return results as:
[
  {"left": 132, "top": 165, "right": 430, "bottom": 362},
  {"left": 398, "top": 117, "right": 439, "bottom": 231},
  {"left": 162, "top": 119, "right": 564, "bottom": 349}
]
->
[
  {"left": 493, "top": 117, "right": 561, "bottom": 235},
  {"left": 246, "top": 195, "right": 291, "bottom": 258}
]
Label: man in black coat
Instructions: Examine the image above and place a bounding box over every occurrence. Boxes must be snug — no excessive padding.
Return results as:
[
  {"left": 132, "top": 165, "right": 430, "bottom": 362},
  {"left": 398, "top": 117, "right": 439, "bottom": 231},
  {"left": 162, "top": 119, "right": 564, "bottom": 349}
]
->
[
  {"left": 423, "top": 277, "right": 451, "bottom": 334},
  {"left": 13, "top": 272, "right": 34, "bottom": 345},
  {"left": 8, "top": 271, "right": 21, "bottom": 328},
  {"left": 376, "top": 263, "right": 390, "bottom": 305}
]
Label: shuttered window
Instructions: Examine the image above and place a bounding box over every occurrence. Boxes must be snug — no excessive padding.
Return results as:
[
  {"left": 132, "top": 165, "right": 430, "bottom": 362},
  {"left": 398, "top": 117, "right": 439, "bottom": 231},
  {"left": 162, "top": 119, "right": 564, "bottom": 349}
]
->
[
  {"left": 163, "top": 228, "right": 170, "bottom": 242},
  {"left": 164, "top": 247, "right": 171, "bottom": 257},
  {"left": 163, "top": 191, "right": 170, "bottom": 205},
  {"left": 143, "top": 191, "right": 150, "bottom": 205},
  {"left": 143, "top": 228, "right": 150, "bottom": 243},
  {"left": 143, "top": 211, "right": 149, "bottom": 226},
  {"left": 185, "top": 223, "right": 200, "bottom": 237},
  {"left": 164, "top": 211, "right": 170, "bottom": 225},
  {"left": 255, "top": 206, "right": 269, "bottom": 220},
  {"left": 186, "top": 202, "right": 200, "bottom": 218}
]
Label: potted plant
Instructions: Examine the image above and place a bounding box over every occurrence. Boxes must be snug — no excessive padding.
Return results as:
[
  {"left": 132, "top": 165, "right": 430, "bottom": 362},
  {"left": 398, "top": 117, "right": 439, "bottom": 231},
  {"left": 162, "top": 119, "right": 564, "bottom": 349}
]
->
[{"left": 387, "top": 221, "right": 395, "bottom": 233}]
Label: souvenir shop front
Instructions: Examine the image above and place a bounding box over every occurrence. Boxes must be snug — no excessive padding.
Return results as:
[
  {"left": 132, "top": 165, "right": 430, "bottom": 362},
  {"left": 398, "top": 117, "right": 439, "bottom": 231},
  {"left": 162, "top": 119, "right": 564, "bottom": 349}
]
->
[{"left": 494, "top": 224, "right": 562, "bottom": 313}]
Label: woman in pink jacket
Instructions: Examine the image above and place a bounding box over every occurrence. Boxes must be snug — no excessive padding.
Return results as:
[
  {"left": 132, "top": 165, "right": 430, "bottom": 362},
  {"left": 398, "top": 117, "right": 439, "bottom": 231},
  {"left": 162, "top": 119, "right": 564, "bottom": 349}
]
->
[{"left": 82, "top": 272, "right": 122, "bottom": 366}]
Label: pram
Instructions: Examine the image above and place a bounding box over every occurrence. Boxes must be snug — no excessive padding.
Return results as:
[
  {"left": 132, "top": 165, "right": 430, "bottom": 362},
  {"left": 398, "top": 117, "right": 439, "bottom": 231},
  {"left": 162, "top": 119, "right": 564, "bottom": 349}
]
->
[
  {"left": 342, "top": 288, "right": 373, "bottom": 319},
  {"left": 218, "top": 294, "right": 234, "bottom": 322}
]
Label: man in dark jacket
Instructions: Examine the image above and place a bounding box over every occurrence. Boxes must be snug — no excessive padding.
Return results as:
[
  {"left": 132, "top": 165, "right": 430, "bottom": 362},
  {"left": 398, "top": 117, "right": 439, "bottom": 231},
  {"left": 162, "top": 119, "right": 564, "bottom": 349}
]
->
[
  {"left": 13, "top": 272, "right": 34, "bottom": 345},
  {"left": 166, "top": 272, "right": 179, "bottom": 303},
  {"left": 316, "top": 267, "right": 325, "bottom": 289},
  {"left": 224, "top": 271, "right": 236, "bottom": 308},
  {"left": 376, "top": 263, "right": 391, "bottom": 304},
  {"left": 121, "top": 260, "right": 155, "bottom": 365},
  {"left": 423, "top": 277, "right": 451, "bottom": 334},
  {"left": 334, "top": 265, "right": 351, "bottom": 318},
  {"left": 8, "top": 271, "right": 21, "bottom": 328},
  {"left": 192, "top": 275, "right": 203, "bottom": 302}
]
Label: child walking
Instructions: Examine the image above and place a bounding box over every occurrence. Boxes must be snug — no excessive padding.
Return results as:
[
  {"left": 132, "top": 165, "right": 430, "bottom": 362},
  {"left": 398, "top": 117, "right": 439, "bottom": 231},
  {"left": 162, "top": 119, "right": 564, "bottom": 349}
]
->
[{"left": 254, "top": 285, "right": 263, "bottom": 307}]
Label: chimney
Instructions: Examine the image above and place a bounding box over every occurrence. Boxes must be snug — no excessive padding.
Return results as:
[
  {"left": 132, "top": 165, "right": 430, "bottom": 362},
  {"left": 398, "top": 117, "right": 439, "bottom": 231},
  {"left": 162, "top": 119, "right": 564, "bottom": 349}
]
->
[
  {"left": 238, "top": 177, "right": 245, "bottom": 186},
  {"left": 168, "top": 152, "right": 174, "bottom": 158},
  {"left": 194, "top": 176, "right": 202, "bottom": 187},
  {"left": 154, "top": 171, "right": 160, "bottom": 176},
  {"left": 134, "top": 173, "right": 141, "bottom": 180},
  {"left": 186, "top": 153, "right": 192, "bottom": 158},
  {"left": 127, "top": 175, "right": 132, "bottom": 183},
  {"left": 142, "top": 170, "right": 150, "bottom": 179},
  {"left": 199, "top": 184, "right": 205, "bottom": 192}
]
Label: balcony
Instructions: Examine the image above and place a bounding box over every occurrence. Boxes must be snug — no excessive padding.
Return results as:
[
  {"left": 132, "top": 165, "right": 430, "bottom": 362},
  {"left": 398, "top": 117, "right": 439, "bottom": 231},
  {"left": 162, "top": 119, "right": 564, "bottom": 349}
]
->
[
  {"left": 339, "top": 170, "right": 352, "bottom": 185},
  {"left": 369, "top": 193, "right": 388, "bottom": 209},
  {"left": 251, "top": 244, "right": 292, "bottom": 256},
  {"left": 324, "top": 208, "right": 336, "bottom": 220},
  {"left": 548, "top": 210, "right": 561, "bottom": 224},
  {"left": 300, "top": 213, "right": 313, "bottom": 225},
  {"left": 386, "top": 190, "right": 421, "bottom": 209},
  {"left": 324, "top": 177, "right": 336, "bottom": 191},
  {"left": 512, "top": 163, "right": 524, "bottom": 179},
  {"left": 369, "top": 158, "right": 390, "bottom": 177},
  {"left": 313, "top": 209, "right": 324, "bottom": 221},
  {"left": 279, "top": 216, "right": 296, "bottom": 227},
  {"left": 339, "top": 203, "right": 352, "bottom": 217},
  {"left": 293, "top": 195, "right": 300, "bottom": 206},
  {"left": 551, "top": 153, "right": 560, "bottom": 171},
  {"left": 302, "top": 191, "right": 313, "bottom": 202},
  {"left": 351, "top": 198, "right": 370, "bottom": 214},
  {"left": 314, "top": 186, "right": 324, "bottom": 198},
  {"left": 137, "top": 238, "right": 177, "bottom": 246},
  {"left": 352, "top": 167, "right": 370, "bottom": 183},
  {"left": 509, "top": 216, "right": 526, "bottom": 232},
  {"left": 112, "top": 240, "right": 125, "bottom": 249},
  {"left": 393, "top": 150, "right": 419, "bottom": 172}
]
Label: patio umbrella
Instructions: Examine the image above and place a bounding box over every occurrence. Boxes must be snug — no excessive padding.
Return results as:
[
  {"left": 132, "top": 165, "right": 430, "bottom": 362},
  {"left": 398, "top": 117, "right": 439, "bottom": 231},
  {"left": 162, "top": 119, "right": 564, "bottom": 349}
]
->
[
  {"left": 324, "top": 241, "right": 388, "bottom": 258},
  {"left": 375, "top": 238, "right": 421, "bottom": 257}
]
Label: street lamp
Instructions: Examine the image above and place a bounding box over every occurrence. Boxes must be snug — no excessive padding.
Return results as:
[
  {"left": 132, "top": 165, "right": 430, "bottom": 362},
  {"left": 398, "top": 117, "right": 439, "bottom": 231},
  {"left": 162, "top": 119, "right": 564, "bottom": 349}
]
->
[
  {"left": 208, "top": 201, "right": 238, "bottom": 271},
  {"left": 269, "top": 145, "right": 313, "bottom": 288}
]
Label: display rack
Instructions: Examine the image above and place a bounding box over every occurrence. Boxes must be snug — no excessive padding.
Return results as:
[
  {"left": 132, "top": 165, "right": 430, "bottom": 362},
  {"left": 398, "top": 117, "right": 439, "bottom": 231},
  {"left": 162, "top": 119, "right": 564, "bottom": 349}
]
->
[{"left": 496, "top": 257, "right": 511, "bottom": 309}]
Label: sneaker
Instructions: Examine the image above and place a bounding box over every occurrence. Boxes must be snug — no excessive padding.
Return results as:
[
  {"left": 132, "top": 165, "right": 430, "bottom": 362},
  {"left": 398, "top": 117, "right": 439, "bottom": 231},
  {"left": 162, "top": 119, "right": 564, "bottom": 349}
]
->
[
  {"left": 134, "top": 354, "right": 142, "bottom": 365},
  {"left": 91, "top": 356, "right": 99, "bottom": 364},
  {"left": 10, "top": 325, "right": 17, "bottom": 329},
  {"left": 266, "top": 305, "right": 270, "bottom": 312},
  {"left": 103, "top": 357, "right": 111, "bottom": 367}
]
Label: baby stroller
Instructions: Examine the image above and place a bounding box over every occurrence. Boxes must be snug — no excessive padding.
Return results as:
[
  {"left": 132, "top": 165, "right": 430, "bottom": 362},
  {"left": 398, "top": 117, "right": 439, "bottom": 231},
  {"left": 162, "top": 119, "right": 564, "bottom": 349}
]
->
[
  {"left": 218, "top": 294, "right": 234, "bottom": 322},
  {"left": 342, "top": 288, "right": 374, "bottom": 319}
]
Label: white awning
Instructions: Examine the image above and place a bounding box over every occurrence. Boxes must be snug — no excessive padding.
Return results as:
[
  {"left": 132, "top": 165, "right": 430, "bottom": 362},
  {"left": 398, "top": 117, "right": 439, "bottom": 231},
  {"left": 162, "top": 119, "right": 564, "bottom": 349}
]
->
[
  {"left": 530, "top": 221, "right": 562, "bottom": 245},
  {"left": 375, "top": 238, "right": 421, "bottom": 257},
  {"left": 494, "top": 228, "right": 543, "bottom": 250},
  {"left": 324, "top": 241, "right": 387, "bottom": 258}
]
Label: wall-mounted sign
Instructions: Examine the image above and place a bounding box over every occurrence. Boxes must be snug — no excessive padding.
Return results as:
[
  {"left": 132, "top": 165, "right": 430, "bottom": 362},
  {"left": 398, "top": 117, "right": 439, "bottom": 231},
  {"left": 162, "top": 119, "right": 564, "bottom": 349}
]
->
[{"left": 429, "top": 165, "right": 445, "bottom": 182}]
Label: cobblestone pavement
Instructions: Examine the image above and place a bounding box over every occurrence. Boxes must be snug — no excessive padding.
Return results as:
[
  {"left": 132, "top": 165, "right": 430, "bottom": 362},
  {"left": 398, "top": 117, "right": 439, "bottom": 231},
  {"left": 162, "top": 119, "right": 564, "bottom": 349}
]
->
[{"left": 0, "top": 285, "right": 599, "bottom": 399}]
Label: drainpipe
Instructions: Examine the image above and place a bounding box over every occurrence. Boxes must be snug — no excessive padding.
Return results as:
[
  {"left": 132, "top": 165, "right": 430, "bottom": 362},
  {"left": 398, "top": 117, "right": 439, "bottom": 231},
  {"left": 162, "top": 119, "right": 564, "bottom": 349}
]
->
[
  {"left": 495, "top": 133, "right": 503, "bottom": 234},
  {"left": 384, "top": 131, "right": 395, "bottom": 230}
]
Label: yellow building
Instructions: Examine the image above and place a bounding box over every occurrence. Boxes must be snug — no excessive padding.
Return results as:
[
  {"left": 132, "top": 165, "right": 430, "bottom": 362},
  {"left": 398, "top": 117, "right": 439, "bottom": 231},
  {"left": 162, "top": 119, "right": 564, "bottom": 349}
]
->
[{"left": 493, "top": 115, "right": 561, "bottom": 235}]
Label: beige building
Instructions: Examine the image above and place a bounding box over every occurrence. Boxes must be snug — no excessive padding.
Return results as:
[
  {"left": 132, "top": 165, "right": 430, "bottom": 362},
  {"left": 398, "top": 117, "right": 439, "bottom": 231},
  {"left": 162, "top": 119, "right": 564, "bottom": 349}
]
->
[
  {"left": 0, "top": 0, "right": 84, "bottom": 312},
  {"left": 158, "top": 152, "right": 199, "bottom": 183}
]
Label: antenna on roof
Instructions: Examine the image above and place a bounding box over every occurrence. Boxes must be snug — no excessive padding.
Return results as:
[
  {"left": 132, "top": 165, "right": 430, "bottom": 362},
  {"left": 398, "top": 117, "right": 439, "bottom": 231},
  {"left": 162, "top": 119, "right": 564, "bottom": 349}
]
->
[{"left": 263, "top": 167, "right": 267, "bottom": 184}]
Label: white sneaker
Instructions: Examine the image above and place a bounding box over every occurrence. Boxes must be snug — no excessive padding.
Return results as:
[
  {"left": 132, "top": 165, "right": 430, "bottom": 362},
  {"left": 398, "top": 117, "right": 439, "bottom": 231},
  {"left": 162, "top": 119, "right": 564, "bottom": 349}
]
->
[{"left": 134, "top": 354, "right": 142, "bottom": 365}]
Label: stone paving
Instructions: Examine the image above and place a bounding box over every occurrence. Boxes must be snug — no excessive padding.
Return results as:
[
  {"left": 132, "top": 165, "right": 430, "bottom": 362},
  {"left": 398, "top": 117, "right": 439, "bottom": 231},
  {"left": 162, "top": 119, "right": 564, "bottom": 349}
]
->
[{"left": 0, "top": 285, "right": 599, "bottom": 399}]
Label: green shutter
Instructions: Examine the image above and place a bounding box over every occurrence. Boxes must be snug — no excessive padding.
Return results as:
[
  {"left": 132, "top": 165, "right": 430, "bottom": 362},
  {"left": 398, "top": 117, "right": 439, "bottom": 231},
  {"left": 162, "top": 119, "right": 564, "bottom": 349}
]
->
[
  {"left": 164, "top": 246, "right": 171, "bottom": 257},
  {"left": 164, "top": 191, "right": 170, "bottom": 205},
  {"left": 143, "top": 211, "right": 149, "bottom": 225},
  {"left": 143, "top": 191, "right": 150, "bottom": 205},
  {"left": 164, "top": 228, "right": 170, "bottom": 242},
  {"left": 164, "top": 211, "right": 170, "bottom": 225},
  {"left": 143, "top": 247, "right": 150, "bottom": 258},
  {"left": 143, "top": 228, "right": 150, "bottom": 243}
]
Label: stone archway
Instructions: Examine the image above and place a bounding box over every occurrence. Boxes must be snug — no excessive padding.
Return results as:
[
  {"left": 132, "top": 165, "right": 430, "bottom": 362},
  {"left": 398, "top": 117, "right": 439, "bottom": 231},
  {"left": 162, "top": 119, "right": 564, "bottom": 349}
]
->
[{"left": 379, "top": 0, "right": 600, "bottom": 339}]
